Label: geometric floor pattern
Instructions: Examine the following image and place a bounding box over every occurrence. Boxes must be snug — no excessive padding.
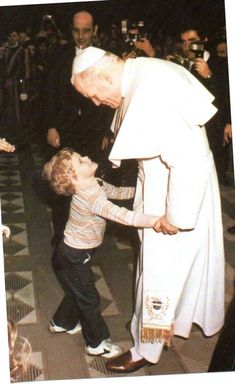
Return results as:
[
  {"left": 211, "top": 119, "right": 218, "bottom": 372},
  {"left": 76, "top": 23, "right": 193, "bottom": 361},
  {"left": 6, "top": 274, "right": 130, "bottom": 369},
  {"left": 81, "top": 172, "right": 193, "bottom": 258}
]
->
[
  {"left": 5, "top": 271, "right": 37, "bottom": 324},
  {"left": 1, "top": 193, "right": 24, "bottom": 214},
  {"left": 1, "top": 150, "right": 39, "bottom": 381},
  {"left": 1, "top": 152, "right": 33, "bottom": 329},
  {"left": 12, "top": 352, "right": 44, "bottom": 382},
  {"left": 3, "top": 224, "right": 29, "bottom": 256}
]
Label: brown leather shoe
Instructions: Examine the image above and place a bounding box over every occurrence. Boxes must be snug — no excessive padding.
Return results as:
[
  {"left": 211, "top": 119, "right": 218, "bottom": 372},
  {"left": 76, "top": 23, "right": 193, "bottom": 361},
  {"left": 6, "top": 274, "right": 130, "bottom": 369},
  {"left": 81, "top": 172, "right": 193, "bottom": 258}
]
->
[{"left": 105, "top": 350, "right": 150, "bottom": 373}]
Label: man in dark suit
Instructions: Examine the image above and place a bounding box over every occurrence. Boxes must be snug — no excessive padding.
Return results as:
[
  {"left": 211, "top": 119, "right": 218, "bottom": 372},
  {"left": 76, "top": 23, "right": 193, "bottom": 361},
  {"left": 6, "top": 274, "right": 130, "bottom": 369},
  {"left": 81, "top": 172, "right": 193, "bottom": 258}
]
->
[
  {"left": 46, "top": 10, "right": 113, "bottom": 157},
  {"left": 180, "top": 24, "right": 231, "bottom": 185},
  {"left": 44, "top": 10, "right": 114, "bottom": 245}
]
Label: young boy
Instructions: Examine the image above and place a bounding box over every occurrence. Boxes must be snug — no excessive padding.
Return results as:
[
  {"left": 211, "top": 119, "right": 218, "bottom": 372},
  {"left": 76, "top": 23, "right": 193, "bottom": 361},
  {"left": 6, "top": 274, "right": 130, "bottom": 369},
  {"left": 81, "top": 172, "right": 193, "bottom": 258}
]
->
[{"left": 43, "top": 148, "right": 159, "bottom": 358}]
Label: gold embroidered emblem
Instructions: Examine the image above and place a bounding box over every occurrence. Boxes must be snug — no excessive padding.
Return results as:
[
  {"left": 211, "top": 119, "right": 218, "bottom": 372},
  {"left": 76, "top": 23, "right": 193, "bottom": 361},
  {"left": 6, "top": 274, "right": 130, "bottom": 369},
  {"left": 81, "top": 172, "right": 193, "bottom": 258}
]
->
[{"left": 144, "top": 295, "right": 170, "bottom": 321}]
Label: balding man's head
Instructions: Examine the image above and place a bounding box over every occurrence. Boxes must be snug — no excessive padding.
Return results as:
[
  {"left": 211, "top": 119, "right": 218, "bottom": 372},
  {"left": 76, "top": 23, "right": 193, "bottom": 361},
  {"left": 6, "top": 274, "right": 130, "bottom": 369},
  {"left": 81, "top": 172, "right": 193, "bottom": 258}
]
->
[
  {"left": 71, "top": 11, "right": 97, "bottom": 49},
  {"left": 73, "top": 11, "right": 93, "bottom": 26}
]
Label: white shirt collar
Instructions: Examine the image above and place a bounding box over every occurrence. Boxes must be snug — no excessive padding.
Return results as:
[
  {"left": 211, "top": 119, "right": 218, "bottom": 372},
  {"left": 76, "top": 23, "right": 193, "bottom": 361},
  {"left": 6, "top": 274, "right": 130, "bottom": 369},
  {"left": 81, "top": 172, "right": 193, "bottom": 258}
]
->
[
  {"left": 75, "top": 43, "right": 94, "bottom": 56},
  {"left": 204, "top": 50, "right": 210, "bottom": 62},
  {"left": 75, "top": 46, "right": 82, "bottom": 56}
]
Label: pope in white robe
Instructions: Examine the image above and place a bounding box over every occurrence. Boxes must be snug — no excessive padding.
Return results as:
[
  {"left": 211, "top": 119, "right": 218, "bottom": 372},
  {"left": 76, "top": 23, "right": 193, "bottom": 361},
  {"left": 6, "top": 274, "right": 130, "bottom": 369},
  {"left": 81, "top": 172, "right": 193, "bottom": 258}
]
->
[{"left": 108, "top": 57, "right": 225, "bottom": 364}]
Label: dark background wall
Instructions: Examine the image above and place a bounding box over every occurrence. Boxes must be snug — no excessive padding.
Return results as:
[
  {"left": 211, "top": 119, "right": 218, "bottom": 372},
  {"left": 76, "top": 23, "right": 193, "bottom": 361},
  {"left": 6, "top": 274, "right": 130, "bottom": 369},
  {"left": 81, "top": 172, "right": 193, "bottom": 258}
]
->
[{"left": 0, "top": 0, "right": 226, "bottom": 41}]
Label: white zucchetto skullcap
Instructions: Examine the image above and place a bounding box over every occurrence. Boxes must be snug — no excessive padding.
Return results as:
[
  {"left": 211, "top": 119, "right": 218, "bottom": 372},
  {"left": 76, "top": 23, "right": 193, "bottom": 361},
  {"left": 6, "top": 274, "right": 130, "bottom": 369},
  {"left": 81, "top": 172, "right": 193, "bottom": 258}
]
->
[{"left": 72, "top": 46, "right": 106, "bottom": 76}]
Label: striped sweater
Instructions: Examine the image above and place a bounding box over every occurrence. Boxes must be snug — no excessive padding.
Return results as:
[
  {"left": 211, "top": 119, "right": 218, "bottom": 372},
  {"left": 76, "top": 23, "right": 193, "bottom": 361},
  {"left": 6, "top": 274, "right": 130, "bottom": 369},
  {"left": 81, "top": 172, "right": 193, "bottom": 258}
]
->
[{"left": 64, "top": 179, "right": 155, "bottom": 249}]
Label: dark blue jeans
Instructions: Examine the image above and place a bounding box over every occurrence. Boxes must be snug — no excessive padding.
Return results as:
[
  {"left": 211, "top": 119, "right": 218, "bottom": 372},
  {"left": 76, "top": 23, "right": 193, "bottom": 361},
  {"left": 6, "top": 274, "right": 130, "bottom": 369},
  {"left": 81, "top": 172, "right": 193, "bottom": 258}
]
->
[{"left": 52, "top": 241, "right": 110, "bottom": 347}]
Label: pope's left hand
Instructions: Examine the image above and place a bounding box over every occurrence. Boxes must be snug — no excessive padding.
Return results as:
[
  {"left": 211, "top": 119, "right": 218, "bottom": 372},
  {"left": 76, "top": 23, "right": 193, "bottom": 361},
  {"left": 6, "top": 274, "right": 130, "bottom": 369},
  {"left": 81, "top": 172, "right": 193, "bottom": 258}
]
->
[{"left": 153, "top": 215, "right": 179, "bottom": 235}]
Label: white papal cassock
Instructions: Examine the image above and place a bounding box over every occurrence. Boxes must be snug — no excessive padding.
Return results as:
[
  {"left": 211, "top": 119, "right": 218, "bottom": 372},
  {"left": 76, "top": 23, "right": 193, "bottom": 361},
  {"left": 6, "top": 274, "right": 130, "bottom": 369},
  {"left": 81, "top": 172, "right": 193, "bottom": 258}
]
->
[{"left": 109, "top": 57, "right": 225, "bottom": 363}]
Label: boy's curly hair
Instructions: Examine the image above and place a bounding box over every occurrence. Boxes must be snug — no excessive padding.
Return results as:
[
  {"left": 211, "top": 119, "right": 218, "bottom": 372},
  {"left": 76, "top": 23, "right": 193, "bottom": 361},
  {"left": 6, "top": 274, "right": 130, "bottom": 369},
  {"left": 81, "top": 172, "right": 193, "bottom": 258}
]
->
[{"left": 43, "top": 148, "right": 77, "bottom": 196}]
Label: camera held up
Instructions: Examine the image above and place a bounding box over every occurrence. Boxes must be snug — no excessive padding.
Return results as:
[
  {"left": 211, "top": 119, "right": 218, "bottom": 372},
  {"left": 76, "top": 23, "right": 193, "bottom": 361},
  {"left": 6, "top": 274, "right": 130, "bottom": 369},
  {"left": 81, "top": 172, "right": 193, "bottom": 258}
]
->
[
  {"left": 189, "top": 40, "right": 205, "bottom": 58},
  {"left": 121, "top": 19, "right": 148, "bottom": 54}
]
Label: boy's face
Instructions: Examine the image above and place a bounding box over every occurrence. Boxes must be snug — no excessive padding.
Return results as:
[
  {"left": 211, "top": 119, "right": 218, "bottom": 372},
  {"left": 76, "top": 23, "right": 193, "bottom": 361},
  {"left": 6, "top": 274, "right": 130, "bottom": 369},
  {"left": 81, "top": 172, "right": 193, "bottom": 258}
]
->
[{"left": 71, "top": 153, "right": 98, "bottom": 180}]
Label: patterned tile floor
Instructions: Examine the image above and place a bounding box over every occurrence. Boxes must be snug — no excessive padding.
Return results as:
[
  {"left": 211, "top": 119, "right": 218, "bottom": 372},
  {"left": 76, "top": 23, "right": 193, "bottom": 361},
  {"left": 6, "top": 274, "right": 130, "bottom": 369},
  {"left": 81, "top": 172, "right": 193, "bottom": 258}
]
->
[{"left": 0, "top": 138, "right": 234, "bottom": 383}]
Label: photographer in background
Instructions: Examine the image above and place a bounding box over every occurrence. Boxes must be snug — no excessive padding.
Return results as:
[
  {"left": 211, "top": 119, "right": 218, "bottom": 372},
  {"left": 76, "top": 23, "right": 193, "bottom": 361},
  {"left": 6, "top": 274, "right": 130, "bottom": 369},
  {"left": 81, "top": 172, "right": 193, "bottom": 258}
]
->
[
  {"left": 180, "top": 24, "right": 213, "bottom": 84},
  {"left": 180, "top": 23, "right": 231, "bottom": 185},
  {"left": 120, "top": 20, "right": 156, "bottom": 60}
]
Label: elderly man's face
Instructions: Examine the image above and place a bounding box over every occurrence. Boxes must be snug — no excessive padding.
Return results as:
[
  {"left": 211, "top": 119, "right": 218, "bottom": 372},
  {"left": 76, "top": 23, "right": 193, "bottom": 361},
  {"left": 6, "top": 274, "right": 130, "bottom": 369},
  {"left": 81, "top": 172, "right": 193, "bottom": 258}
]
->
[
  {"left": 73, "top": 72, "right": 122, "bottom": 109},
  {"left": 71, "top": 12, "right": 96, "bottom": 49}
]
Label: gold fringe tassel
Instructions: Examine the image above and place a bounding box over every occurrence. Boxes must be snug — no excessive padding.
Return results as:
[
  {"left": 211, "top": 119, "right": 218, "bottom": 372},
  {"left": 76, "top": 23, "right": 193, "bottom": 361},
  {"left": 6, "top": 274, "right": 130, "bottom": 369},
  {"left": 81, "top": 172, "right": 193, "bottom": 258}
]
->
[{"left": 141, "top": 324, "right": 174, "bottom": 347}]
